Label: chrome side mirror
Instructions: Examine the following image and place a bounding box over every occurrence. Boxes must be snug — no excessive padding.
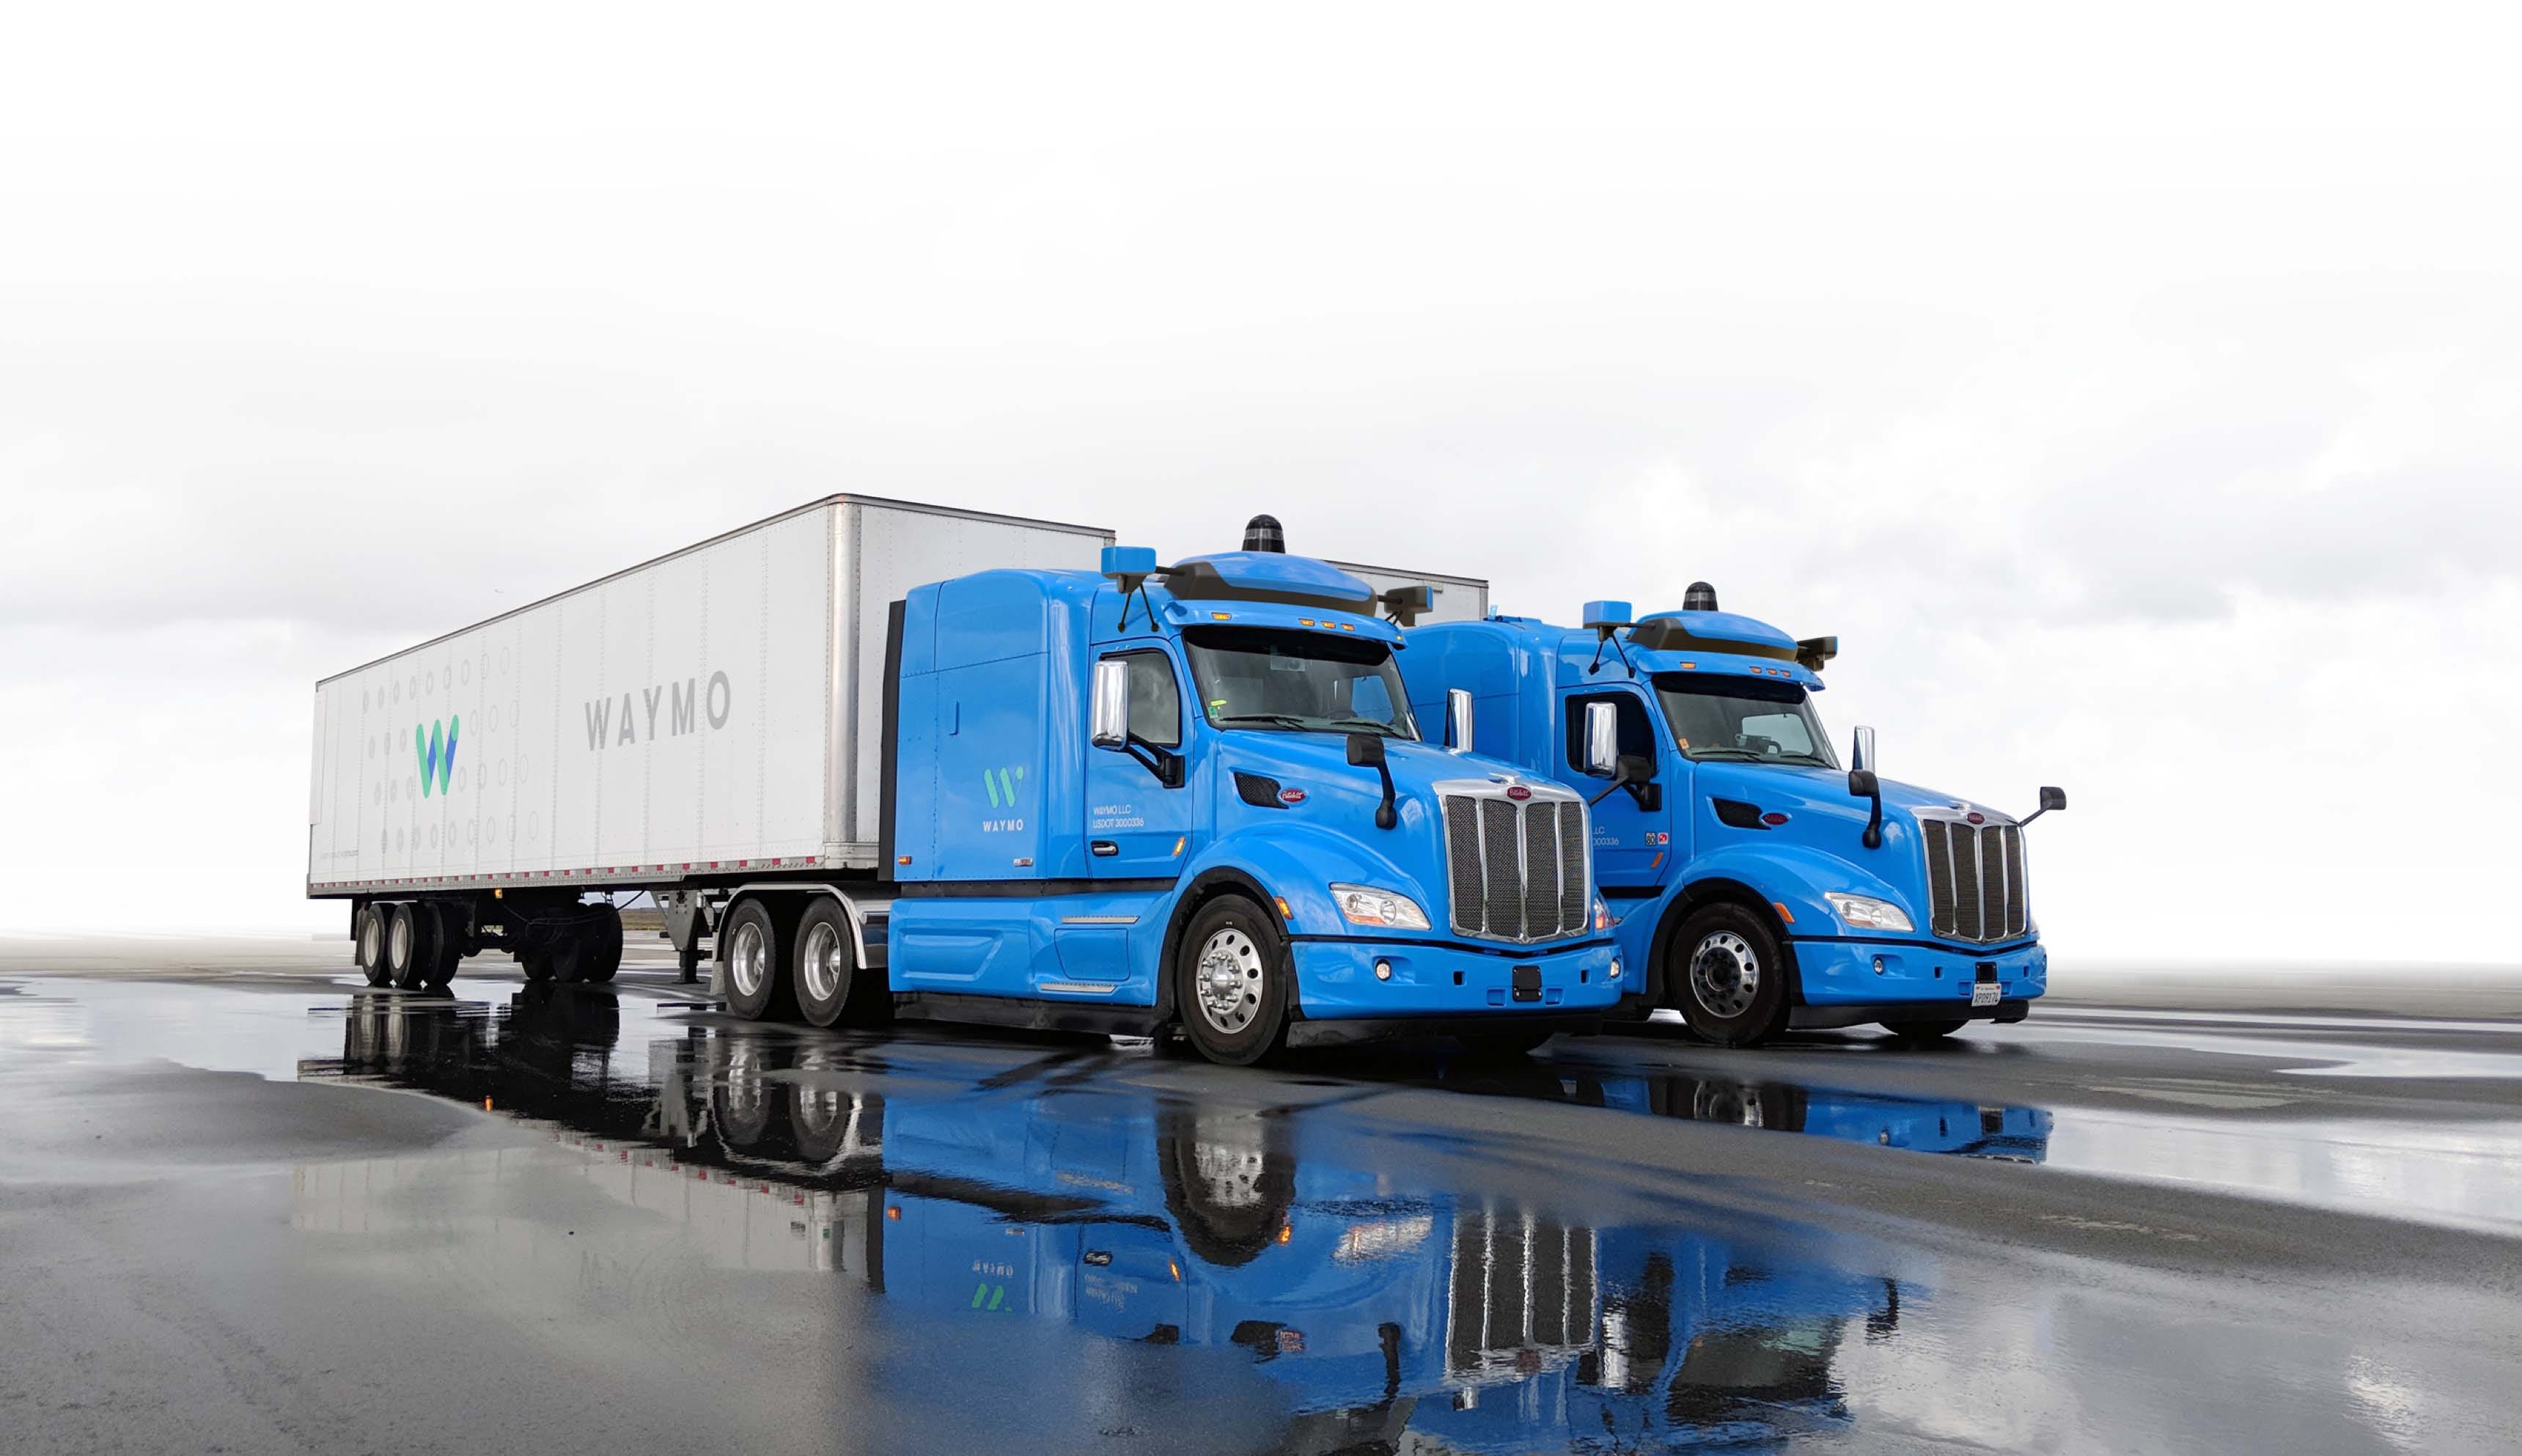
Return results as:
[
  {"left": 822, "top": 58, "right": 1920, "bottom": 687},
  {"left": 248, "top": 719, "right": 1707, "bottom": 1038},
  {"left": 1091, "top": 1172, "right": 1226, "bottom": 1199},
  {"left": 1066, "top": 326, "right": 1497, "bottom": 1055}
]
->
[
  {"left": 1584, "top": 701, "right": 1620, "bottom": 775},
  {"left": 1446, "top": 688, "right": 1474, "bottom": 752},
  {"left": 1089, "top": 659, "right": 1130, "bottom": 748},
  {"left": 1850, "top": 724, "right": 1876, "bottom": 774}
]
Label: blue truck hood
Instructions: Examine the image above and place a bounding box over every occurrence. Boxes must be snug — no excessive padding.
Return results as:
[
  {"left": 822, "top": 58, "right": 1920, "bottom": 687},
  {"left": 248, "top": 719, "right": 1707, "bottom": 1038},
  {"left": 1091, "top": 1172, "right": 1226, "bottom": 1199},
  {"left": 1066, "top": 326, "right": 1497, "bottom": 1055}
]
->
[{"left": 1690, "top": 761, "right": 1985, "bottom": 829}]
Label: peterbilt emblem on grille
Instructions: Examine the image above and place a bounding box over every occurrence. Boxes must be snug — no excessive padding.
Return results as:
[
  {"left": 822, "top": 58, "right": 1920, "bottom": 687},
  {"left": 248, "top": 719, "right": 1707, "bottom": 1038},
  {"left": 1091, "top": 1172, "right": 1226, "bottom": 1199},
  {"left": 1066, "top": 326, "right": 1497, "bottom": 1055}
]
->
[
  {"left": 1505, "top": 785, "right": 1532, "bottom": 801},
  {"left": 1966, "top": 811, "right": 1985, "bottom": 825}
]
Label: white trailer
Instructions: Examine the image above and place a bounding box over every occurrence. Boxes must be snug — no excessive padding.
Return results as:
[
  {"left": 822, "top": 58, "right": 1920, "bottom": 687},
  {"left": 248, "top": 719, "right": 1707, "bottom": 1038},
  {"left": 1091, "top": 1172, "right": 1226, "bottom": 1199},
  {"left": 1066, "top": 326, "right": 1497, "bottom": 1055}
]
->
[{"left": 306, "top": 495, "right": 1489, "bottom": 995}]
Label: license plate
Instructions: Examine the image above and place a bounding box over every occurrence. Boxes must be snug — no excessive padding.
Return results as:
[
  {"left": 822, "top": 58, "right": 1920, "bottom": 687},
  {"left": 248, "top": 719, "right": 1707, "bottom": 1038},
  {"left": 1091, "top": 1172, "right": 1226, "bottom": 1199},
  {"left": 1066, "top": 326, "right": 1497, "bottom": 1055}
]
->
[
  {"left": 1512, "top": 965, "right": 1543, "bottom": 1003},
  {"left": 1971, "top": 982, "right": 2001, "bottom": 1007}
]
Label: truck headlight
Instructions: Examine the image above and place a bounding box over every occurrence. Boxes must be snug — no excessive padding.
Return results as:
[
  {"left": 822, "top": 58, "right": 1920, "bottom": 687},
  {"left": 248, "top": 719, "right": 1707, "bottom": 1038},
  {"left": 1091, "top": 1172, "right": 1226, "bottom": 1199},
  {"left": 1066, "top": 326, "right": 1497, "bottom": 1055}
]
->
[
  {"left": 1823, "top": 892, "right": 1913, "bottom": 933},
  {"left": 1330, "top": 884, "right": 1430, "bottom": 930}
]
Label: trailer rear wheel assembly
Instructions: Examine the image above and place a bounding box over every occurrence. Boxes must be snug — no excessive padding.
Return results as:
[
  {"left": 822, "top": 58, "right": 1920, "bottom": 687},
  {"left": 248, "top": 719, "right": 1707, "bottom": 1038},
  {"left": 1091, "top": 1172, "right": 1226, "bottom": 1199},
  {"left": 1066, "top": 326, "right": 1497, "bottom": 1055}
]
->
[
  {"left": 1670, "top": 902, "right": 1788, "bottom": 1047},
  {"left": 1174, "top": 896, "right": 1291, "bottom": 1066}
]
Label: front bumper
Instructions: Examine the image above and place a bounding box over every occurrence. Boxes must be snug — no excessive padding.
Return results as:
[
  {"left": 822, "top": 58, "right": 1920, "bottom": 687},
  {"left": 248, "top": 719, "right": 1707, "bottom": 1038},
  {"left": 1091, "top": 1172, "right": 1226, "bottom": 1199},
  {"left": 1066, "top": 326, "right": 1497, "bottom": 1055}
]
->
[
  {"left": 1789, "top": 936, "right": 2047, "bottom": 1010},
  {"left": 1287, "top": 935, "right": 1623, "bottom": 1019}
]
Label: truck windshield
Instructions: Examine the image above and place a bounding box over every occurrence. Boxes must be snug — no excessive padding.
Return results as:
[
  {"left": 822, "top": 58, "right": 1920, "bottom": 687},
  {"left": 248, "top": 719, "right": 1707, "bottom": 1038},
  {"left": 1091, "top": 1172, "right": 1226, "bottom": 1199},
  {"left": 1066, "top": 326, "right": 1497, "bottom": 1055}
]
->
[
  {"left": 1653, "top": 674, "right": 1838, "bottom": 768},
  {"left": 1183, "top": 626, "right": 1420, "bottom": 739}
]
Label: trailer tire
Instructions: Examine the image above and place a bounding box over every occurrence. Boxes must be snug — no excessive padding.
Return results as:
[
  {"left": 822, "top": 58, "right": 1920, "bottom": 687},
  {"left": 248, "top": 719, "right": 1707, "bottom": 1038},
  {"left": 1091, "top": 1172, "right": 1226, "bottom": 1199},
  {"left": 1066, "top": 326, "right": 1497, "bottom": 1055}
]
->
[
  {"left": 355, "top": 907, "right": 391, "bottom": 987},
  {"left": 578, "top": 905, "right": 622, "bottom": 985},
  {"left": 386, "top": 902, "right": 433, "bottom": 991},
  {"left": 1172, "top": 895, "right": 1293, "bottom": 1067},
  {"left": 721, "top": 898, "right": 795, "bottom": 1021},
  {"left": 1883, "top": 1018, "right": 1968, "bottom": 1044},
  {"left": 791, "top": 900, "right": 857, "bottom": 1028},
  {"left": 420, "top": 902, "right": 461, "bottom": 990},
  {"left": 1668, "top": 902, "right": 1788, "bottom": 1047},
  {"left": 520, "top": 949, "right": 556, "bottom": 983}
]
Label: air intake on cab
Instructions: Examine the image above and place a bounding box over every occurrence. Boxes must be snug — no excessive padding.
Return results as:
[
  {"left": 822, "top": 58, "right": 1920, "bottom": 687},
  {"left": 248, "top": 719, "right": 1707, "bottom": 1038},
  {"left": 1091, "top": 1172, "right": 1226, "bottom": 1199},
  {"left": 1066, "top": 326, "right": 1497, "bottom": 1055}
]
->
[
  {"left": 1683, "top": 581, "right": 1718, "bottom": 611},
  {"left": 1243, "top": 514, "right": 1285, "bottom": 553}
]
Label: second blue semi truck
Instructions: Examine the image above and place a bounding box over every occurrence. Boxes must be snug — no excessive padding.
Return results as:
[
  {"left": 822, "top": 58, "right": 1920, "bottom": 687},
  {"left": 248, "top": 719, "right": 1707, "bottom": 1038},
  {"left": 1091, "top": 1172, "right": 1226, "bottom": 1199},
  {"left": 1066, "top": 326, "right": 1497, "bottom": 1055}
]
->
[{"left": 1405, "top": 587, "right": 2065, "bottom": 1046}]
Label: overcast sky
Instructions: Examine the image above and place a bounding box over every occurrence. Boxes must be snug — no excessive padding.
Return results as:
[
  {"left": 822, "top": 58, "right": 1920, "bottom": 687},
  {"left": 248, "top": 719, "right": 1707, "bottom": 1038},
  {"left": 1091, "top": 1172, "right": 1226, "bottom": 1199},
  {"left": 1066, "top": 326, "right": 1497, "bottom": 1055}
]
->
[{"left": 4, "top": 4, "right": 2516, "bottom": 964}]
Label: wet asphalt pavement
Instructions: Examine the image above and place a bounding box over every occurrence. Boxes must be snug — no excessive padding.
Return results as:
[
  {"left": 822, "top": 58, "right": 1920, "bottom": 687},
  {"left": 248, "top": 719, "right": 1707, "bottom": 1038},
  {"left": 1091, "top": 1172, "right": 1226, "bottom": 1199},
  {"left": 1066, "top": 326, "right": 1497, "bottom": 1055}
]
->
[{"left": 4, "top": 940, "right": 2521, "bottom": 1455}]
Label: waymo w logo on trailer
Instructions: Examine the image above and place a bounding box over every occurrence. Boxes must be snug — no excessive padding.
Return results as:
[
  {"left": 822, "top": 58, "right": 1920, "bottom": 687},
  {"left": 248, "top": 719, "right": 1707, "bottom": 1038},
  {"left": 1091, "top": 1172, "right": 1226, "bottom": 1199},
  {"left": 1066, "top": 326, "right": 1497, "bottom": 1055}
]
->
[{"left": 414, "top": 718, "right": 458, "bottom": 797}]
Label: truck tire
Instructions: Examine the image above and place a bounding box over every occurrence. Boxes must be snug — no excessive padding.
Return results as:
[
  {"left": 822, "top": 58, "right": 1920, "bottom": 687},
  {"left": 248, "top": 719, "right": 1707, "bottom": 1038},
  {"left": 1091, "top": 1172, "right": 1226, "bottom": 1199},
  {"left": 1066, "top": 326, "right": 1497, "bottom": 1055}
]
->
[
  {"left": 1173, "top": 896, "right": 1293, "bottom": 1067},
  {"left": 720, "top": 898, "right": 795, "bottom": 1021},
  {"left": 420, "top": 902, "right": 462, "bottom": 990},
  {"left": 1669, "top": 902, "right": 1788, "bottom": 1047},
  {"left": 355, "top": 907, "right": 391, "bottom": 987},
  {"left": 1883, "top": 1018, "right": 1968, "bottom": 1044},
  {"left": 386, "top": 902, "right": 434, "bottom": 991},
  {"left": 577, "top": 905, "right": 622, "bottom": 985},
  {"left": 520, "top": 949, "right": 556, "bottom": 983},
  {"left": 792, "top": 900, "right": 857, "bottom": 1028}
]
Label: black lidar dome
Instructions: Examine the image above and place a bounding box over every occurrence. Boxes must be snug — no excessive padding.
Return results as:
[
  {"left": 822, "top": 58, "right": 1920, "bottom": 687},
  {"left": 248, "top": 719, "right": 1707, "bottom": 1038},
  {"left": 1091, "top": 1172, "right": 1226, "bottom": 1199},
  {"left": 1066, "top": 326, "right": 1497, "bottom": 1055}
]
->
[
  {"left": 1683, "top": 581, "right": 1719, "bottom": 611},
  {"left": 1243, "top": 514, "right": 1286, "bottom": 553}
]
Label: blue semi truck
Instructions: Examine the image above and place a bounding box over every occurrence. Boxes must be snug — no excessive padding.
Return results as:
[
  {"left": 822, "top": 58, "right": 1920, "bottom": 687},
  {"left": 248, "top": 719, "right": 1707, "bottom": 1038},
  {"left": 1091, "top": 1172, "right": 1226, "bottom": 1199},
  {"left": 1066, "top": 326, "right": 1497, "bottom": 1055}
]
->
[
  {"left": 1404, "top": 587, "right": 2065, "bottom": 1045},
  {"left": 854, "top": 516, "right": 1623, "bottom": 1063}
]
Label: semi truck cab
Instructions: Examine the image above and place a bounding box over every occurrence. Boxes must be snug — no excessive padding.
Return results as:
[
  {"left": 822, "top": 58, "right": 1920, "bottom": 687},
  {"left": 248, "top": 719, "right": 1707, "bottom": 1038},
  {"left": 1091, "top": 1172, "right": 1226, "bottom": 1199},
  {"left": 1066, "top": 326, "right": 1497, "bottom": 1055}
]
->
[
  {"left": 873, "top": 519, "right": 1624, "bottom": 1062},
  {"left": 1403, "top": 587, "right": 2065, "bottom": 1046}
]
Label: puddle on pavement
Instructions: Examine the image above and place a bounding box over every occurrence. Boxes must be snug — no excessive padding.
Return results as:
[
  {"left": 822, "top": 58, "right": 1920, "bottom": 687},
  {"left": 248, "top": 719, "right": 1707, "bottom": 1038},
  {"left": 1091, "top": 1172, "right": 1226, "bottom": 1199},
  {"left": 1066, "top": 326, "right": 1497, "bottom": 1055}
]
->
[
  {"left": 8, "top": 975, "right": 2521, "bottom": 1451},
  {"left": 285, "top": 985, "right": 1916, "bottom": 1453}
]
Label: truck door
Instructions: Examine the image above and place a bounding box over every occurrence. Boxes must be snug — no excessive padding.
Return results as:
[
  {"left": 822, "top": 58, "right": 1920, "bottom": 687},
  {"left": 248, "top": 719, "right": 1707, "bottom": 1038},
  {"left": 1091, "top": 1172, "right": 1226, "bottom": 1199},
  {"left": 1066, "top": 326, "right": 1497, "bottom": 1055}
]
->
[
  {"left": 1564, "top": 688, "right": 1671, "bottom": 889},
  {"left": 1085, "top": 647, "right": 1198, "bottom": 879}
]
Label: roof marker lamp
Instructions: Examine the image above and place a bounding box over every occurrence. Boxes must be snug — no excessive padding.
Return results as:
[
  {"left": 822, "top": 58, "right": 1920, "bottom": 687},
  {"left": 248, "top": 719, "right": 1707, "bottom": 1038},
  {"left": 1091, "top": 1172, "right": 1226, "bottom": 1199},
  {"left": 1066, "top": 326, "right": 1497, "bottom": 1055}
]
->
[
  {"left": 1331, "top": 884, "right": 1429, "bottom": 930},
  {"left": 1101, "top": 545, "right": 1159, "bottom": 631},
  {"left": 1583, "top": 600, "right": 1633, "bottom": 676},
  {"left": 1824, "top": 892, "right": 1913, "bottom": 933}
]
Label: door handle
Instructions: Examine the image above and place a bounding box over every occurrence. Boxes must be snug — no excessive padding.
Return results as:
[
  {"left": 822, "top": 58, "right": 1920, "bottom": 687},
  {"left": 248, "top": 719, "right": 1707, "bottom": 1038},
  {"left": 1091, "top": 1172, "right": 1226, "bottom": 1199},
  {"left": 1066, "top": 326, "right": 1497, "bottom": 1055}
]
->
[{"left": 1090, "top": 841, "right": 1118, "bottom": 857}]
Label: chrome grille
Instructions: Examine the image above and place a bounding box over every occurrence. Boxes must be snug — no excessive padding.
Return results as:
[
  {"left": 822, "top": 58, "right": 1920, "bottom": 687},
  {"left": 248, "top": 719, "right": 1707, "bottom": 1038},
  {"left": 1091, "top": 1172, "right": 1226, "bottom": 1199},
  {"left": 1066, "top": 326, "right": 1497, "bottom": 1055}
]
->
[
  {"left": 1557, "top": 802, "right": 1587, "bottom": 932},
  {"left": 1921, "top": 815, "right": 2029, "bottom": 943},
  {"left": 1444, "top": 799, "right": 1485, "bottom": 929},
  {"left": 1442, "top": 788, "right": 1590, "bottom": 942}
]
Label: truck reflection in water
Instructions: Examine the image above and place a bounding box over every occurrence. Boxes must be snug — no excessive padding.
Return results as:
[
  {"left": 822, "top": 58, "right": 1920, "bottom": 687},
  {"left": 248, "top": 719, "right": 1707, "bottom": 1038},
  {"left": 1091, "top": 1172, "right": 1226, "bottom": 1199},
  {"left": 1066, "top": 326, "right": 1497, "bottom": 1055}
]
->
[{"left": 298, "top": 990, "right": 2045, "bottom": 1453}]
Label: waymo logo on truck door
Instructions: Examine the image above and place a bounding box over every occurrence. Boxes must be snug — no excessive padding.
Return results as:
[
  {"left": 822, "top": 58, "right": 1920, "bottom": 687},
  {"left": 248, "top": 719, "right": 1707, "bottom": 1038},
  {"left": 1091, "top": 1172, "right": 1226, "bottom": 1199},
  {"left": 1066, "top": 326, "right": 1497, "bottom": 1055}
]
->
[
  {"left": 414, "top": 718, "right": 458, "bottom": 797},
  {"left": 584, "top": 671, "right": 734, "bottom": 750}
]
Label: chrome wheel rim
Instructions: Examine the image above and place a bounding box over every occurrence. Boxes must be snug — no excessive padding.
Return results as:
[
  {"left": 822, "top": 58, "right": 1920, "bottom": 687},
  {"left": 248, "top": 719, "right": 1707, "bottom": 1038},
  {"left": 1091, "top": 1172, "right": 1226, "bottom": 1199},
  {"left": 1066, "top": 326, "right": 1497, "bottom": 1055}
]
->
[
  {"left": 1194, "top": 928, "right": 1265, "bottom": 1037},
  {"left": 360, "top": 916, "right": 381, "bottom": 967},
  {"left": 800, "top": 922, "right": 845, "bottom": 1006},
  {"left": 730, "top": 921, "right": 768, "bottom": 999},
  {"left": 1689, "top": 930, "right": 1760, "bottom": 1020},
  {"left": 389, "top": 913, "right": 411, "bottom": 971}
]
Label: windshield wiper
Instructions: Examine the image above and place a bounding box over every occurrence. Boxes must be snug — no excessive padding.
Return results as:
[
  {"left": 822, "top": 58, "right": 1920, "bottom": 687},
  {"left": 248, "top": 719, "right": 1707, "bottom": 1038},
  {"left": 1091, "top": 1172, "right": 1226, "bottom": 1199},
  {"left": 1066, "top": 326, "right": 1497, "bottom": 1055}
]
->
[
  {"left": 1211, "top": 713, "right": 1315, "bottom": 729},
  {"left": 1322, "top": 717, "right": 1406, "bottom": 737}
]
